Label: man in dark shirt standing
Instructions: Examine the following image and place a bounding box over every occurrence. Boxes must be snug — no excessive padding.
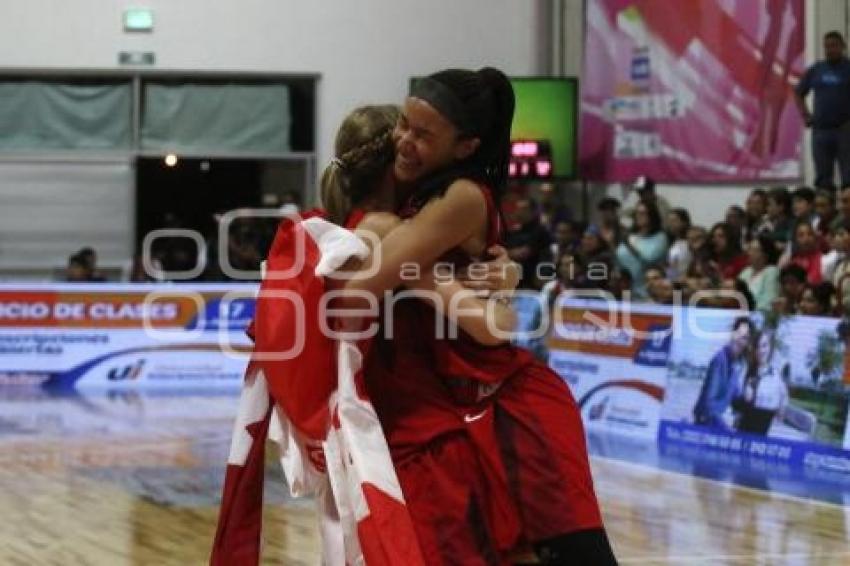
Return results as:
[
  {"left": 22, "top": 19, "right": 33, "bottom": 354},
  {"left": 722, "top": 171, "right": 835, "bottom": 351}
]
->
[{"left": 795, "top": 31, "right": 850, "bottom": 189}]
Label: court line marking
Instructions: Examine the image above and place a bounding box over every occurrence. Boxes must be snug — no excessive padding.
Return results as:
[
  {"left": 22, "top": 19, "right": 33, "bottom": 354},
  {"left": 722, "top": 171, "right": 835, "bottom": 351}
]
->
[{"left": 590, "top": 454, "right": 850, "bottom": 511}]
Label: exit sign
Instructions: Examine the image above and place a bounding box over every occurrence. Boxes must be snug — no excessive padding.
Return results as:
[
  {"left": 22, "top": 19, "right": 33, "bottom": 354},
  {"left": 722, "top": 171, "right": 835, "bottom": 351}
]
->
[{"left": 124, "top": 8, "right": 154, "bottom": 32}]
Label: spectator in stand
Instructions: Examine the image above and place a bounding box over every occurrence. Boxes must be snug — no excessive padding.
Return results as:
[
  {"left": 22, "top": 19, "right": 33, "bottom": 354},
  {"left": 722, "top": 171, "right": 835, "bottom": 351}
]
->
[
  {"left": 549, "top": 219, "right": 582, "bottom": 260},
  {"left": 644, "top": 264, "right": 665, "bottom": 288},
  {"left": 506, "top": 196, "right": 552, "bottom": 289},
  {"left": 609, "top": 268, "right": 633, "bottom": 301},
  {"left": 822, "top": 228, "right": 842, "bottom": 282},
  {"left": 739, "top": 235, "right": 781, "bottom": 311},
  {"left": 540, "top": 252, "right": 586, "bottom": 309},
  {"left": 683, "top": 273, "right": 713, "bottom": 306},
  {"left": 77, "top": 247, "right": 106, "bottom": 282},
  {"left": 762, "top": 187, "right": 794, "bottom": 247},
  {"left": 648, "top": 277, "right": 676, "bottom": 305},
  {"left": 785, "top": 221, "right": 824, "bottom": 283},
  {"left": 596, "top": 197, "right": 623, "bottom": 249},
  {"left": 615, "top": 199, "right": 669, "bottom": 299},
  {"left": 150, "top": 212, "right": 202, "bottom": 280},
  {"left": 725, "top": 205, "right": 747, "bottom": 248},
  {"left": 537, "top": 183, "right": 572, "bottom": 233},
  {"left": 708, "top": 222, "right": 749, "bottom": 279},
  {"left": 791, "top": 186, "right": 818, "bottom": 235},
  {"left": 832, "top": 185, "right": 850, "bottom": 231},
  {"left": 814, "top": 189, "right": 837, "bottom": 242},
  {"left": 775, "top": 264, "right": 808, "bottom": 314},
  {"left": 666, "top": 208, "right": 692, "bottom": 281},
  {"left": 65, "top": 253, "right": 90, "bottom": 282},
  {"left": 685, "top": 225, "right": 718, "bottom": 286},
  {"left": 799, "top": 282, "right": 835, "bottom": 316},
  {"left": 621, "top": 175, "right": 672, "bottom": 230},
  {"left": 229, "top": 217, "right": 265, "bottom": 276},
  {"left": 829, "top": 219, "right": 850, "bottom": 314},
  {"left": 579, "top": 224, "right": 614, "bottom": 289},
  {"left": 64, "top": 248, "right": 108, "bottom": 282},
  {"left": 794, "top": 30, "right": 850, "bottom": 189},
  {"left": 744, "top": 189, "right": 768, "bottom": 242},
  {"left": 686, "top": 225, "right": 709, "bottom": 261},
  {"left": 644, "top": 265, "right": 671, "bottom": 304}
]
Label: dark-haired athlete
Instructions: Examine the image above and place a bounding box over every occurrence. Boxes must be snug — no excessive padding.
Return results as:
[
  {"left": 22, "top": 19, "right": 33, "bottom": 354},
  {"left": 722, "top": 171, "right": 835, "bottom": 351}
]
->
[{"left": 343, "top": 68, "right": 618, "bottom": 565}]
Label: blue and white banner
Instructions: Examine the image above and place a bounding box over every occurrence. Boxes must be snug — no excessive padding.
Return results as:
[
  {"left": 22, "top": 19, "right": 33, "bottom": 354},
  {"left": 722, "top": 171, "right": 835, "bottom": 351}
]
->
[
  {"left": 547, "top": 298, "right": 673, "bottom": 438},
  {"left": 545, "top": 297, "right": 850, "bottom": 466},
  {"left": 0, "top": 283, "right": 256, "bottom": 390}
]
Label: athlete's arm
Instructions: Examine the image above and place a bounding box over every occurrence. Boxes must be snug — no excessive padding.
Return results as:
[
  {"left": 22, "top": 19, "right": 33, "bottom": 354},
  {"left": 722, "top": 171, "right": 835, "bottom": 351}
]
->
[
  {"left": 413, "top": 275, "right": 517, "bottom": 346},
  {"left": 352, "top": 210, "right": 516, "bottom": 344},
  {"left": 343, "top": 180, "right": 487, "bottom": 297}
]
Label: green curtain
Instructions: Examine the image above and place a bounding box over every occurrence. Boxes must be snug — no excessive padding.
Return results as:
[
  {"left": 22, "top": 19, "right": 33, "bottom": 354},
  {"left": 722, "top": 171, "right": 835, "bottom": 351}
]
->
[
  {"left": 0, "top": 81, "right": 132, "bottom": 150},
  {"left": 141, "top": 82, "right": 291, "bottom": 154}
]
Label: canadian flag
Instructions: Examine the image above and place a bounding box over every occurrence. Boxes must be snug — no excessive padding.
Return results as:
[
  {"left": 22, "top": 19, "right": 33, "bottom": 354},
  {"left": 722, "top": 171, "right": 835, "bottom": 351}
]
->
[{"left": 210, "top": 213, "right": 425, "bottom": 566}]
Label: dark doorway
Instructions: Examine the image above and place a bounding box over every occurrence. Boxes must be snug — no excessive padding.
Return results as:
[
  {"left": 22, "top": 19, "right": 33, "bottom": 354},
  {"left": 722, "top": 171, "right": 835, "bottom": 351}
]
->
[
  {"left": 135, "top": 157, "right": 262, "bottom": 245},
  {"left": 135, "top": 157, "right": 273, "bottom": 281}
]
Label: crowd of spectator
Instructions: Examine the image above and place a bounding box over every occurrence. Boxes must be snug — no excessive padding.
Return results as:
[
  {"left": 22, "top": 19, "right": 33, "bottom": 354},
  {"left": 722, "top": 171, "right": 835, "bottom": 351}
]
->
[
  {"left": 63, "top": 192, "right": 301, "bottom": 283},
  {"left": 61, "top": 179, "right": 850, "bottom": 320},
  {"left": 504, "top": 178, "right": 850, "bottom": 319}
]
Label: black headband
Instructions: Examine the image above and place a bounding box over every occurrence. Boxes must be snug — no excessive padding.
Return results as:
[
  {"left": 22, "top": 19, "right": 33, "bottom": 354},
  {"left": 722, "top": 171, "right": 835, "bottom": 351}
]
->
[{"left": 411, "top": 77, "right": 475, "bottom": 134}]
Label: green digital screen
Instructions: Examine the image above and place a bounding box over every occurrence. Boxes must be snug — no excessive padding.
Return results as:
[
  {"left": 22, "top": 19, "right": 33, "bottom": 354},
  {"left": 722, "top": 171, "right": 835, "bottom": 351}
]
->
[{"left": 510, "top": 78, "right": 578, "bottom": 178}]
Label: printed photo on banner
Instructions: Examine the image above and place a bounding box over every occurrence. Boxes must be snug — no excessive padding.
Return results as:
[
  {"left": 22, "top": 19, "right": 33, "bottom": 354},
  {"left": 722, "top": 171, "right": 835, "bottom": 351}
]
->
[{"left": 662, "top": 309, "right": 850, "bottom": 450}]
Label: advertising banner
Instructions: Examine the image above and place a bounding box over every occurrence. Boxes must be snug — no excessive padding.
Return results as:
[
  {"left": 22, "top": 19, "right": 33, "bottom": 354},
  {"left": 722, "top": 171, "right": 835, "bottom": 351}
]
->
[
  {"left": 547, "top": 297, "right": 850, "bottom": 473},
  {"left": 547, "top": 298, "right": 673, "bottom": 438},
  {"left": 580, "top": 0, "right": 804, "bottom": 182},
  {"left": 0, "top": 283, "right": 256, "bottom": 390}
]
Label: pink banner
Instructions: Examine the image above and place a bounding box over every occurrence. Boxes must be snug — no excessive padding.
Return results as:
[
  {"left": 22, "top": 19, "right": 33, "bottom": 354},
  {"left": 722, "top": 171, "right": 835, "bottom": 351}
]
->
[{"left": 580, "top": 0, "right": 805, "bottom": 183}]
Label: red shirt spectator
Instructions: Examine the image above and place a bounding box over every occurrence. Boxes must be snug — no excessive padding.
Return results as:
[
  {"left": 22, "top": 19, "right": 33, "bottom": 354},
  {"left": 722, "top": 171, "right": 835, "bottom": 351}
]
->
[
  {"left": 789, "top": 221, "right": 824, "bottom": 284},
  {"left": 717, "top": 253, "right": 750, "bottom": 280},
  {"left": 710, "top": 221, "right": 748, "bottom": 279}
]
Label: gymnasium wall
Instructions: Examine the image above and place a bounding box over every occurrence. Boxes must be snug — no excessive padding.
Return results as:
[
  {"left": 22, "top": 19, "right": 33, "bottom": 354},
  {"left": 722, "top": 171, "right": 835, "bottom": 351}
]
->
[
  {"left": 2, "top": 0, "right": 848, "bottom": 229},
  {"left": 0, "top": 0, "right": 547, "bottom": 198}
]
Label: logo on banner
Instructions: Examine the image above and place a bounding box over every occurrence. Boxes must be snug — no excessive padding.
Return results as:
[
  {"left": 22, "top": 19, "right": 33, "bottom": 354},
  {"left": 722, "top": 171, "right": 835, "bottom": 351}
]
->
[
  {"left": 107, "top": 359, "right": 146, "bottom": 381},
  {"left": 633, "top": 323, "right": 672, "bottom": 367},
  {"left": 588, "top": 397, "right": 610, "bottom": 421}
]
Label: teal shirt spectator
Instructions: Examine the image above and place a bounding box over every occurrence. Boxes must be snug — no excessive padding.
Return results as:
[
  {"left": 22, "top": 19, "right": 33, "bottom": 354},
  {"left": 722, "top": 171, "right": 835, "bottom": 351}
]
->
[
  {"left": 739, "top": 265, "right": 780, "bottom": 311},
  {"left": 615, "top": 232, "right": 669, "bottom": 299}
]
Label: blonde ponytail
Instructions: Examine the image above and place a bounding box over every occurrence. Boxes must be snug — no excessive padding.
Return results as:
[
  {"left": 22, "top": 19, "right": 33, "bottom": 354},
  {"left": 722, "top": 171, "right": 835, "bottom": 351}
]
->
[
  {"left": 319, "top": 105, "right": 399, "bottom": 226},
  {"left": 320, "top": 161, "right": 353, "bottom": 226}
]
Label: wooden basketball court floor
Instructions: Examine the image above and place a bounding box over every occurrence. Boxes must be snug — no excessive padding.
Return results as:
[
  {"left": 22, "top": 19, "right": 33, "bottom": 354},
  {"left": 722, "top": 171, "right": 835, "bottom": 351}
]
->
[{"left": 1, "top": 390, "right": 849, "bottom": 565}]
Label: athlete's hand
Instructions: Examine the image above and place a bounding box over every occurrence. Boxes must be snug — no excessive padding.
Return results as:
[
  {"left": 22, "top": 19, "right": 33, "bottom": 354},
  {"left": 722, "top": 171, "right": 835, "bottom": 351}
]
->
[{"left": 457, "top": 245, "right": 520, "bottom": 296}]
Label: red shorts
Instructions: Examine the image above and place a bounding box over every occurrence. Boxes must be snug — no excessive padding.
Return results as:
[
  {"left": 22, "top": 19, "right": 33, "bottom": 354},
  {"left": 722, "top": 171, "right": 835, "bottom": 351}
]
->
[
  {"left": 367, "top": 300, "right": 604, "bottom": 564},
  {"left": 383, "top": 362, "right": 603, "bottom": 565}
]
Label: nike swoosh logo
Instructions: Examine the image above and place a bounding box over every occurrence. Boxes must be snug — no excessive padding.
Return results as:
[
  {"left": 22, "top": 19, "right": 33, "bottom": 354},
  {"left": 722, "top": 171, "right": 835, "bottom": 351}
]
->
[{"left": 464, "top": 410, "right": 488, "bottom": 423}]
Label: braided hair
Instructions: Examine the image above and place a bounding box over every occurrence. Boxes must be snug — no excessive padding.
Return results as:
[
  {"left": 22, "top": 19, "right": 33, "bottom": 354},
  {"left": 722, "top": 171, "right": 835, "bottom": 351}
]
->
[
  {"left": 320, "top": 105, "right": 399, "bottom": 226},
  {"left": 408, "top": 67, "right": 515, "bottom": 209}
]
